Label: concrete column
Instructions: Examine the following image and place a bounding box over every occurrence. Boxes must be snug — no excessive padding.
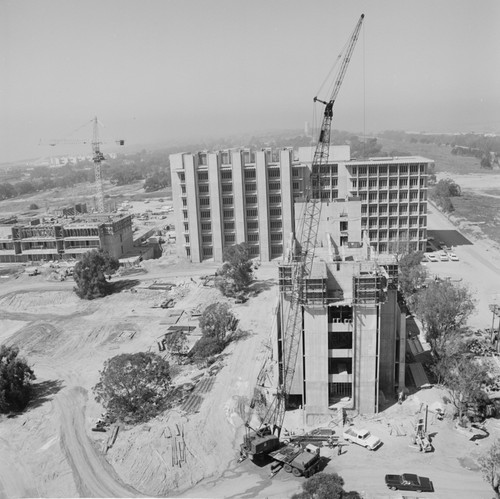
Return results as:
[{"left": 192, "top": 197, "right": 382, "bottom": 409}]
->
[
  {"left": 170, "top": 153, "right": 187, "bottom": 260},
  {"left": 353, "top": 304, "right": 378, "bottom": 414},
  {"left": 184, "top": 155, "right": 201, "bottom": 263},
  {"left": 208, "top": 153, "right": 223, "bottom": 262},
  {"left": 256, "top": 151, "right": 270, "bottom": 261},
  {"left": 280, "top": 149, "right": 294, "bottom": 241},
  {"left": 303, "top": 306, "right": 329, "bottom": 414},
  {"left": 231, "top": 151, "right": 246, "bottom": 244}
]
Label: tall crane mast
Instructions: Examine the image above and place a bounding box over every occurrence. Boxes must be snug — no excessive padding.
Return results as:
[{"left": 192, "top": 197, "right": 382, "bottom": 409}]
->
[
  {"left": 41, "top": 116, "right": 124, "bottom": 213},
  {"left": 258, "top": 14, "right": 365, "bottom": 434}
]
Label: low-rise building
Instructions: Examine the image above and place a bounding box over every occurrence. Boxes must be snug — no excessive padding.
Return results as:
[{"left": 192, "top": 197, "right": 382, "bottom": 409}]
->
[{"left": 0, "top": 214, "right": 133, "bottom": 263}]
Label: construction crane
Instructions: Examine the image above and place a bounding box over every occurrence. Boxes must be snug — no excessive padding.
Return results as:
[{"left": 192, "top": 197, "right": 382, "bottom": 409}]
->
[
  {"left": 41, "top": 116, "right": 124, "bottom": 213},
  {"left": 244, "top": 15, "right": 365, "bottom": 451}
]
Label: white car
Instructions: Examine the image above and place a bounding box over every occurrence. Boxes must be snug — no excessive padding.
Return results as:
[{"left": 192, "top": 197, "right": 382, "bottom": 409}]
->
[
  {"left": 425, "top": 253, "right": 439, "bottom": 263},
  {"left": 448, "top": 252, "right": 459, "bottom": 261},
  {"left": 438, "top": 251, "right": 448, "bottom": 261},
  {"left": 343, "top": 427, "right": 382, "bottom": 450}
]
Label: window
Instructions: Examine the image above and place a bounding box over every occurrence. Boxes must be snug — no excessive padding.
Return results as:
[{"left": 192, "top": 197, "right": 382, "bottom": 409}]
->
[
  {"left": 399, "top": 191, "right": 408, "bottom": 200},
  {"left": 221, "top": 151, "right": 231, "bottom": 165},
  {"left": 292, "top": 167, "right": 300, "bottom": 177},
  {"left": 183, "top": 210, "right": 188, "bottom": 220},
  {"left": 293, "top": 181, "right": 300, "bottom": 190},
  {"left": 360, "top": 193, "right": 367, "bottom": 201},
  {"left": 270, "top": 220, "right": 282, "bottom": 229},
  {"left": 351, "top": 179, "right": 357, "bottom": 189},
  {"left": 351, "top": 166, "right": 357, "bottom": 175},
  {"left": 243, "top": 151, "right": 255, "bottom": 164},
  {"left": 246, "top": 196, "right": 257, "bottom": 205},
  {"left": 269, "top": 182, "right": 281, "bottom": 190},
  {"left": 270, "top": 232, "right": 282, "bottom": 241},
  {"left": 369, "top": 179, "right": 377, "bottom": 187},
  {"left": 198, "top": 172, "right": 208, "bottom": 181},
  {"left": 183, "top": 222, "right": 189, "bottom": 231},
  {"left": 245, "top": 183, "right": 257, "bottom": 192},
  {"left": 359, "top": 179, "right": 367, "bottom": 188},
  {"left": 198, "top": 153, "right": 207, "bottom": 165},
  {"left": 248, "top": 233, "right": 259, "bottom": 242},
  {"left": 369, "top": 166, "right": 377, "bottom": 175},
  {"left": 202, "top": 247, "right": 213, "bottom": 258},
  {"left": 269, "top": 208, "right": 282, "bottom": 217},
  {"left": 200, "top": 210, "right": 211, "bottom": 219},
  {"left": 184, "top": 235, "right": 190, "bottom": 243},
  {"left": 224, "top": 234, "right": 235, "bottom": 244},
  {"left": 331, "top": 165, "right": 338, "bottom": 174},
  {"left": 181, "top": 185, "right": 186, "bottom": 194},
  {"left": 368, "top": 192, "right": 377, "bottom": 201},
  {"left": 400, "top": 178, "right": 408, "bottom": 187},
  {"left": 221, "top": 170, "right": 232, "bottom": 180},
  {"left": 379, "top": 165, "right": 387, "bottom": 174},
  {"left": 199, "top": 197, "right": 210, "bottom": 206},
  {"left": 269, "top": 195, "right": 281, "bottom": 204},
  {"left": 244, "top": 169, "right": 256, "bottom": 179},
  {"left": 247, "top": 209, "right": 258, "bottom": 217},
  {"left": 182, "top": 198, "right": 187, "bottom": 207},
  {"left": 271, "top": 244, "right": 283, "bottom": 255},
  {"left": 221, "top": 184, "right": 232, "bottom": 192},
  {"left": 369, "top": 205, "right": 377, "bottom": 214},
  {"left": 268, "top": 169, "right": 280, "bottom": 178},
  {"left": 186, "top": 247, "right": 191, "bottom": 257},
  {"left": 222, "top": 197, "right": 233, "bottom": 205},
  {"left": 201, "top": 223, "right": 211, "bottom": 231},
  {"left": 410, "top": 177, "right": 419, "bottom": 187},
  {"left": 410, "top": 164, "right": 419, "bottom": 173},
  {"left": 199, "top": 185, "right": 209, "bottom": 193},
  {"left": 247, "top": 221, "right": 258, "bottom": 230},
  {"left": 179, "top": 173, "right": 185, "bottom": 182},
  {"left": 359, "top": 166, "right": 367, "bottom": 175},
  {"left": 224, "top": 221, "right": 234, "bottom": 230},
  {"left": 379, "top": 192, "right": 387, "bottom": 201},
  {"left": 223, "top": 209, "right": 234, "bottom": 218},
  {"left": 202, "top": 235, "right": 212, "bottom": 243}
]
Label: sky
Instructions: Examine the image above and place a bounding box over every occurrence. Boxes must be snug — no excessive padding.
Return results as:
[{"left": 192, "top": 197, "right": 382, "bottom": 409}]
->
[{"left": 1, "top": 0, "right": 499, "bottom": 162}]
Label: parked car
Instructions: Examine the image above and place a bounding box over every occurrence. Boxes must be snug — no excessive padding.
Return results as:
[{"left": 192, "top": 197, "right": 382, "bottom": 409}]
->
[
  {"left": 343, "top": 427, "right": 381, "bottom": 450},
  {"left": 385, "top": 473, "right": 433, "bottom": 492},
  {"left": 438, "top": 251, "right": 448, "bottom": 261},
  {"left": 425, "top": 253, "right": 439, "bottom": 263},
  {"left": 448, "top": 252, "right": 459, "bottom": 261}
]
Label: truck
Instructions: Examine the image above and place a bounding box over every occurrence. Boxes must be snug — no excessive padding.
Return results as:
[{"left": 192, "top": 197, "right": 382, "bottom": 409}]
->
[
  {"left": 269, "top": 443, "right": 321, "bottom": 478},
  {"left": 343, "top": 427, "right": 382, "bottom": 450}
]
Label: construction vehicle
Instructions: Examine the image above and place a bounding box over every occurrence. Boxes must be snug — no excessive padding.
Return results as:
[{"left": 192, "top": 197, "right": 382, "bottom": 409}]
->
[
  {"left": 269, "top": 443, "right": 321, "bottom": 478},
  {"left": 242, "top": 14, "right": 365, "bottom": 465},
  {"left": 41, "top": 117, "right": 124, "bottom": 213},
  {"left": 240, "top": 423, "right": 280, "bottom": 461}
]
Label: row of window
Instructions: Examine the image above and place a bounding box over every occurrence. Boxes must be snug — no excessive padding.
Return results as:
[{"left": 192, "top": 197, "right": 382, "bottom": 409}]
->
[
  {"left": 355, "top": 178, "right": 426, "bottom": 188},
  {"left": 351, "top": 164, "right": 427, "bottom": 175}
]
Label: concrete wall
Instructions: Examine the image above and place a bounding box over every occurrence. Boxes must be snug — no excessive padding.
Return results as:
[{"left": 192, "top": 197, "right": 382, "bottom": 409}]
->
[
  {"left": 231, "top": 152, "right": 246, "bottom": 245},
  {"left": 170, "top": 154, "right": 187, "bottom": 260},
  {"left": 207, "top": 153, "right": 223, "bottom": 262},
  {"left": 303, "top": 307, "right": 328, "bottom": 413},
  {"left": 353, "top": 304, "right": 379, "bottom": 414},
  {"left": 256, "top": 151, "right": 270, "bottom": 261},
  {"left": 379, "top": 289, "right": 398, "bottom": 400}
]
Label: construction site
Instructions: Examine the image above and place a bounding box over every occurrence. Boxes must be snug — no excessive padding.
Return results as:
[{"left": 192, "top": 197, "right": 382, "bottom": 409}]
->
[{"left": 2, "top": 11, "right": 500, "bottom": 499}]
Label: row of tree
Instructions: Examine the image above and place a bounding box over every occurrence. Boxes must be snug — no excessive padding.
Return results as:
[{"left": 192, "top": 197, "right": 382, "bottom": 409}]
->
[{"left": 429, "top": 178, "right": 462, "bottom": 213}]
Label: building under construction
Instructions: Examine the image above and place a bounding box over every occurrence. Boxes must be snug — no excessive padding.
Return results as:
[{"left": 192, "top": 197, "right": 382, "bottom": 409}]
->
[
  {"left": 0, "top": 213, "right": 133, "bottom": 263},
  {"left": 276, "top": 239, "right": 405, "bottom": 417}
]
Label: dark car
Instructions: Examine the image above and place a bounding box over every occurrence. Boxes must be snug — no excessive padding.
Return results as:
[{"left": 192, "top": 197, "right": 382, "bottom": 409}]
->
[{"left": 385, "top": 473, "right": 433, "bottom": 492}]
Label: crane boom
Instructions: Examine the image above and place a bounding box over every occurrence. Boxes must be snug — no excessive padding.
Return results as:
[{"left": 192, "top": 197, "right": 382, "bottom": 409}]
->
[{"left": 261, "top": 14, "right": 365, "bottom": 433}]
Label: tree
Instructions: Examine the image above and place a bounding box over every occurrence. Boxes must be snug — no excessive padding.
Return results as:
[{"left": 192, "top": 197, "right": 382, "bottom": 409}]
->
[
  {"left": 479, "top": 439, "right": 500, "bottom": 499},
  {"left": 291, "top": 472, "right": 359, "bottom": 499},
  {"left": 29, "top": 203, "right": 39, "bottom": 210},
  {"left": 0, "top": 345, "right": 36, "bottom": 412},
  {"left": 398, "top": 251, "right": 427, "bottom": 306},
  {"left": 199, "top": 303, "right": 239, "bottom": 342},
  {"left": 73, "top": 249, "right": 119, "bottom": 300},
  {"left": 437, "top": 348, "right": 489, "bottom": 419},
  {"left": 413, "top": 279, "right": 475, "bottom": 359},
  {"left": 190, "top": 303, "right": 239, "bottom": 359},
  {"left": 215, "top": 243, "right": 254, "bottom": 297},
  {"left": 164, "top": 331, "right": 188, "bottom": 355},
  {"left": 93, "top": 352, "right": 172, "bottom": 424}
]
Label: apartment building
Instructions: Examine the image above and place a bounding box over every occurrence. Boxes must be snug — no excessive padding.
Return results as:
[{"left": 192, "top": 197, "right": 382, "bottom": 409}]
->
[
  {"left": 277, "top": 244, "right": 406, "bottom": 417},
  {"left": 171, "top": 147, "right": 432, "bottom": 262},
  {"left": 0, "top": 214, "right": 133, "bottom": 263}
]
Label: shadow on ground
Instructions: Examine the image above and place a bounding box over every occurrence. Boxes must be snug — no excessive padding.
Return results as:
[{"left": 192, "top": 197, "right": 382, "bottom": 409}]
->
[
  {"left": 427, "top": 229, "right": 473, "bottom": 247},
  {"left": 248, "top": 279, "right": 277, "bottom": 296},
  {"left": 110, "top": 279, "right": 141, "bottom": 293},
  {"left": 28, "top": 378, "right": 65, "bottom": 411}
]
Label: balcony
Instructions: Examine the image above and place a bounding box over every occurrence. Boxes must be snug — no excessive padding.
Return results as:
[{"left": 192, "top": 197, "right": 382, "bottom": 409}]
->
[
  {"left": 329, "top": 373, "right": 353, "bottom": 383},
  {"left": 329, "top": 348, "right": 353, "bottom": 358}
]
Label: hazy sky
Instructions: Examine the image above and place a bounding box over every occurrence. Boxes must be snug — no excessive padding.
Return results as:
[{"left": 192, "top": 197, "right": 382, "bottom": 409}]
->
[{"left": 1, "top": 0, "right": 499, "bottom": 162}]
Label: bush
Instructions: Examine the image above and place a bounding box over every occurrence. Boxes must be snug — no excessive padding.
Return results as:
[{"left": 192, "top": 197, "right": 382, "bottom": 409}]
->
[
  {"left": 29, "top": 203, "right": 39, "bottom": 210},
  {"left": 0, "top": 345, "right": 36, "bottom": 413},
  {"left": 73, "top": 249, "right": 119, "bottom": 300}
]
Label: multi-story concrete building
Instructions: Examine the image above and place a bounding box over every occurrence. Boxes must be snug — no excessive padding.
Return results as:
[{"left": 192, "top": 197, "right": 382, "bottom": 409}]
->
[
  {"left": 277, "top": 242, "right": 405, "bottom": 417},
  {"left": 171, "top": 146, "right": 432, "bottom": 262},
  {"left": 0, "top": 214, "right": 133, "bottom": 263}
]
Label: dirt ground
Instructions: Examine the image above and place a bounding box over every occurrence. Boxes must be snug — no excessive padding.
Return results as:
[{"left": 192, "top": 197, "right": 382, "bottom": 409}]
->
[{"left": 1, "top": 174, "right": 500, "bottom": 498}]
